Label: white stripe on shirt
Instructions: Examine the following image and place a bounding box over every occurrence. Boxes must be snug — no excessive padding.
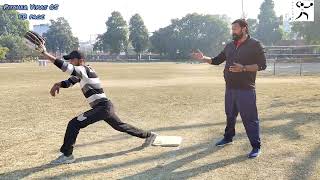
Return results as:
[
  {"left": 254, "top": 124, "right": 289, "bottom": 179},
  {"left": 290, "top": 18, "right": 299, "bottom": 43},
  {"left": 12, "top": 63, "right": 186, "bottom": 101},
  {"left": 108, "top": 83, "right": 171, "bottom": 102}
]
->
[{"left": 87, "top": 93, "right": 107, "bottom": 103}]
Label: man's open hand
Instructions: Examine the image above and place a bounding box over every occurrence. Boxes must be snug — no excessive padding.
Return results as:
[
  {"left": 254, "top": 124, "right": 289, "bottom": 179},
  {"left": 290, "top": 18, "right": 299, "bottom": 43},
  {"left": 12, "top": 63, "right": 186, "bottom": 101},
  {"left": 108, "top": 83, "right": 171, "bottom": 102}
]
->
[{"left": 191, "top": 49, "right": 204, "bottom": 60}]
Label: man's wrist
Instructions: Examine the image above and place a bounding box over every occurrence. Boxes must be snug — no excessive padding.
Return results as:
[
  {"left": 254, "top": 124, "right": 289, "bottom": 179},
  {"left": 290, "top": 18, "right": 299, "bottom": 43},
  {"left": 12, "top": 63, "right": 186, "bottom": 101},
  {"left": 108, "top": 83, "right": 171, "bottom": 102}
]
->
[{"left": 242, "top": 65, "right": 247, "bottom": 72}]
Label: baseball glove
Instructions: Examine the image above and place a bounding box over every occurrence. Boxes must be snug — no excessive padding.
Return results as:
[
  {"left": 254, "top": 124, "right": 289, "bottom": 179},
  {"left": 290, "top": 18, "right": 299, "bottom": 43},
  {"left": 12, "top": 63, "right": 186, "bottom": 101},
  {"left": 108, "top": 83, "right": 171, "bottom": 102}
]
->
[{"left": 24, "top": 30, "right": 46, "bottom": 53}]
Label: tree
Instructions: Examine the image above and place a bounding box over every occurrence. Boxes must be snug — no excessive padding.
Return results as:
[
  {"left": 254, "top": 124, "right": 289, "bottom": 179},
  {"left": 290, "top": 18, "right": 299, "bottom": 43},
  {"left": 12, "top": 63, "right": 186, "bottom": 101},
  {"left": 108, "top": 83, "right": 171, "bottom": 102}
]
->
[
  {"left": 0, "top": 7, "right": 30, "bottom": 61},
  {"left": 0, "top": 34, "right": 30, "bottom": 61},
  {"left": 43, "top": 17, "right": 79, "bottom": 54},
  {"left": 102, "top": 11, "right": 129, "bottom": 55},
  {"left": 0, "top": 46, "right": 9, "bottom": 60},
  {"left": 150, "top": 27, "right": 172, "bottom": 56},
  {"left": 93, "top": 34, "right": 103, "bottom": 52},
  {"left": 0, "top": 6, "right": 29, "bottom": 36},
  {"left": 150, "top": 13, "right": 230, "bottom": 59},
  {"left": 256, "top": 0, "right": 283, "bottom": 45},
  {"left": 247, "top": 18, "right": 258, "bottom": 38},
  {"left": 292, "top": 0, "right": 320, "bottom": 44},
  {"left": 129, "top": 14, "right": 149, "bottom": 60},
  {"left": 150, "top": 22, "right": 176, "bottom": 58}
]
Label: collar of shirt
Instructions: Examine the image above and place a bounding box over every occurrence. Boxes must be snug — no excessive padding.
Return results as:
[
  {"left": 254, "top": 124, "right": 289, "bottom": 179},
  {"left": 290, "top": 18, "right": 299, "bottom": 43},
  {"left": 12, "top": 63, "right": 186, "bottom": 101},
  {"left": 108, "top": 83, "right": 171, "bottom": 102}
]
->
[{"left": 234, "top": 35, "right": 250, "bottom": 48}]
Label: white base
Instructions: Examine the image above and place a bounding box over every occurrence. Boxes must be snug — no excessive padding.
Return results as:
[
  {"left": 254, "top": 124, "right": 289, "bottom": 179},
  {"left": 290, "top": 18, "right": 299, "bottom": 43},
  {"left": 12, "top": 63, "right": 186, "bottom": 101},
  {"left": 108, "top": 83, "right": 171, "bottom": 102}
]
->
[{"left": 152, "top": 136, "right": 182, "bottom": 147}]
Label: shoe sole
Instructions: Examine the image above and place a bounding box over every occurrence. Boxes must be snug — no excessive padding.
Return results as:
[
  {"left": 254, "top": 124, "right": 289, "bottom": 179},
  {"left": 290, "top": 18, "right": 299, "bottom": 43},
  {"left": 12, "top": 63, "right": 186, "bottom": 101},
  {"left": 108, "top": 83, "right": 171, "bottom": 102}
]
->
[
  {"left": 248, "top": 152, "right": 261, "bottom": 159},
  {"left": 50, "top": 159, "right": 76, "bottom": 165},
  {"left": 248, "top": 154, "right": 260, "bottom": 159},
  {"left": 216, "top": 141, "right": 233, "bottom": 147}
]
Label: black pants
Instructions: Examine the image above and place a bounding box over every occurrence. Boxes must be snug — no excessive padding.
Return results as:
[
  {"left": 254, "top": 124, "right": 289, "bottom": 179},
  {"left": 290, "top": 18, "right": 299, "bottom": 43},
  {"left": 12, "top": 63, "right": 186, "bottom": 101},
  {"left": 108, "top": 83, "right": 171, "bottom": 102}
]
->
[
  {"left": 60, "top": 100, "right": 151, "bottom": 156},
  {"left": 224, "top": 88, "right": 261, "bottom": 149}
]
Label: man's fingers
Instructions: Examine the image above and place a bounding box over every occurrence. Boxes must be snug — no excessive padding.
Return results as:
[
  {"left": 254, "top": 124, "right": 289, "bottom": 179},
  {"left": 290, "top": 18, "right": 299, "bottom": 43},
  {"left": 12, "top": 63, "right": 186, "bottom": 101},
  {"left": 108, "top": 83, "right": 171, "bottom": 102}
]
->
[
  {"left": 229, "top": 67, "right": 240, "bottom": 72},
  {"left": 196, "top": 49, "right": 203, "bottom": 54},
  {"left": 191, "top": 53, "right": 202, "bottom": 60},
  {"left": 229, "top": 66, "right": 240, "bottom": 69},
  {"left": 51, "top": 90, "right": 55, "bottom": 96},
  {"left": 50, "top": 88, "right": 54, "bottom": 96},
  {"left": 50, "top": 86, "right": 58, "bottom": 97},
  {"left": 196, "top": 53, "right": 203, "bottom": 59},
  {"left": 50, "top": 91, "right": 55, "bottom": 97}
]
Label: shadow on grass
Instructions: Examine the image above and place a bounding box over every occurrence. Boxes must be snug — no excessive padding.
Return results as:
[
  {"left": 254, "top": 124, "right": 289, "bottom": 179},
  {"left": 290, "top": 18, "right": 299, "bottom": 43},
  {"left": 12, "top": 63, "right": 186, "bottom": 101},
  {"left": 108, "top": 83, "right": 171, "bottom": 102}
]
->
[
  {"left": 2, "top": 111, "right": 319, "bottom": 179},
  {"left": 267, "top": 97, "right": 320, "bottom": 179},
  {"left": 261, "top": 112, "right": 320, "bottom": 140},
  {"left": 41, "top": 141, "right": 231, "bottom": 179},
  {"left": 1, "top": 123, "right": 224, "bottom": 179},
  {"left": 259, "top": 111, "right": 320, "bottom": 179},
  {"left": 121, "top": 147, "right": 247, "bottom": 180},
  {"left": 122, "top": 111, "right": 320, "bottom": 179},
  {"left": 76, "top": 122, "right": 224, "bottom": 148},
  {"left": 289, "top": 144, "right": 320, "bottom": 180},
  {"left": 0, "top": 146, "right": 144, "bottom": 179},
  {"left": 270, "top": 97, "right": 320, "bottom": 109}
]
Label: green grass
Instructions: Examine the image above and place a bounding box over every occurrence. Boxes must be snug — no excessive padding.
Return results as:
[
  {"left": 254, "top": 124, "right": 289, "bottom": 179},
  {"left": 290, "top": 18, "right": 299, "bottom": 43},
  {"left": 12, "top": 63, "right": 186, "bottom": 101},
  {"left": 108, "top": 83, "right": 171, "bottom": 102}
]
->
[{"left": 0, "top": 62, "right": 319, "bottom": 179}]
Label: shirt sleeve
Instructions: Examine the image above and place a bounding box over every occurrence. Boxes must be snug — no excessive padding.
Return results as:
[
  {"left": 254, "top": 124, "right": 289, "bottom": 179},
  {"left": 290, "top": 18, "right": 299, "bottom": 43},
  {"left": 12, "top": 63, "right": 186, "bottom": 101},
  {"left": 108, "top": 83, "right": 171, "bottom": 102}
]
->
[
  {"left": 211, "top": 49, "right": 226, "bottom": 65},
  {"left": 255, "top": 41, "right": 267, "bottom": 71},
  {"left": 53, "top": 59, "right": 87, "bottom": 79},
  {"left": 60, "top": 76, "right": 81, "bottom": 88}
]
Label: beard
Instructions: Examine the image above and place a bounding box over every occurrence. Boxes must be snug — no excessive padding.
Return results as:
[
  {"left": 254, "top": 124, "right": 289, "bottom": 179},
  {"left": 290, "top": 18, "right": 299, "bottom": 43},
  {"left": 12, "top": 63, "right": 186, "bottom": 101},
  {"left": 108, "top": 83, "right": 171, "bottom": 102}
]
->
[{"left": 232, "top": 32, "right": 244, "bottom": 41}]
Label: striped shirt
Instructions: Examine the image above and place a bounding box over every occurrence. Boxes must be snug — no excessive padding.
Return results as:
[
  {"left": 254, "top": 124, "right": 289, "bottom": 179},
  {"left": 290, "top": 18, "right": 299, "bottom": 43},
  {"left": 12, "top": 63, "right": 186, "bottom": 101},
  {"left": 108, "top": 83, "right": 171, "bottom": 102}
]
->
[{"left": 54, "top": 59, "right": 109, "bottom": 107}]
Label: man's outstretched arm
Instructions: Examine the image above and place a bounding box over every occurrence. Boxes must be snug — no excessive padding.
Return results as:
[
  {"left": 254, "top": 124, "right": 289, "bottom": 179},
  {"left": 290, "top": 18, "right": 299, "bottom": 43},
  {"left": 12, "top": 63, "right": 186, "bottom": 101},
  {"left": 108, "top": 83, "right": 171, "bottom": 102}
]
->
[
  {"left": 42, "top": 51, "right": 57, "bottom": 63},
  {"left": 49, "top": 76, "right": 80, "bottom": 97},
  {"left": 191, "top": 49, "right": 226, "bottom": 65},
  {"left": 60, "top": 76, "right": 81, "bottom": 88},
  {"left": 41, "top": 50, "right": 85, "bottom": 79}
]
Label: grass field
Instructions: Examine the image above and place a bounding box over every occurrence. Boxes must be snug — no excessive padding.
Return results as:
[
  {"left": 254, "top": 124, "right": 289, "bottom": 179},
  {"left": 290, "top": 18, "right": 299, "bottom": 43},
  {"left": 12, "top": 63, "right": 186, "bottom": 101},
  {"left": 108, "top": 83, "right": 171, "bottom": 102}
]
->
[{"left": 0, "top": 62, "right": 319, "bottom": 180}]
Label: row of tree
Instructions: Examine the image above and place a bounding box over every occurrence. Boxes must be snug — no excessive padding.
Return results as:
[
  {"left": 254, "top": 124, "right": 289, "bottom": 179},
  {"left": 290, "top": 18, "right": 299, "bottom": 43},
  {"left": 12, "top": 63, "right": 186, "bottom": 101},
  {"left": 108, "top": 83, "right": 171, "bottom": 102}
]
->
[
  {"left": 0, "top": 8, "right": 30, "bottom": 62},
  {"left": 93, "top": 11, "right": 230, "bottom": 59},
  {"left": 93, "top": 12, "right": 149, "bottom": 60},
  {"left": 150, "top": 14, "right": 230, "bottom": 58},
  {"left": 91, "top": 0, "right": 288, "bottom": 59},
  {"left": 0, "top": 0, "right": 319, "bottom": 62},
  {"left": 0, "top": 6, "right": 78, "bottom": 62},
  {"left": 43, "top": 18, "right": 79, "bottom": 54}
]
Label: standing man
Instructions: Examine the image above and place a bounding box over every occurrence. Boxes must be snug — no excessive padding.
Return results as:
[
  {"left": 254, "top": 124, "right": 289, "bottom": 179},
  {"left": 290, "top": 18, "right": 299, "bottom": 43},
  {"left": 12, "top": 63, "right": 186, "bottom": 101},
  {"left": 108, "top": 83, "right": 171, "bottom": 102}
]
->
[{"left": 192, "top": 19, "right": 266, "bottom": 158}]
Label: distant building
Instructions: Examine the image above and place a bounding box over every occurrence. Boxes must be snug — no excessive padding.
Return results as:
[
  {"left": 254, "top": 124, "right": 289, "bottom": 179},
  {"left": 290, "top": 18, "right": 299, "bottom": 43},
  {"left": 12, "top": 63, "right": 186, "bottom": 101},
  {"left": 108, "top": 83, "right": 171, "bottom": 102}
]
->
[
  {"left": 33, "top": 24, "right": 49, "bottom": 36},
  {"left": 79, "top": 34, "right": 99, "bottom": 52},
  {"left": 79, "top": 41, "right": 94, "bottom": 52}
]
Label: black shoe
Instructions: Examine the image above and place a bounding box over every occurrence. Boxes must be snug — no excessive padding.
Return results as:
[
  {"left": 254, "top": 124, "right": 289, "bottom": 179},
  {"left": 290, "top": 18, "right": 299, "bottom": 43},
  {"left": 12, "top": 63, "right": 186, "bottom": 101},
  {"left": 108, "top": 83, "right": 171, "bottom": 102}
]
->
[{"left": 215, "top": 138, "right": 233, "bottom": 147}]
